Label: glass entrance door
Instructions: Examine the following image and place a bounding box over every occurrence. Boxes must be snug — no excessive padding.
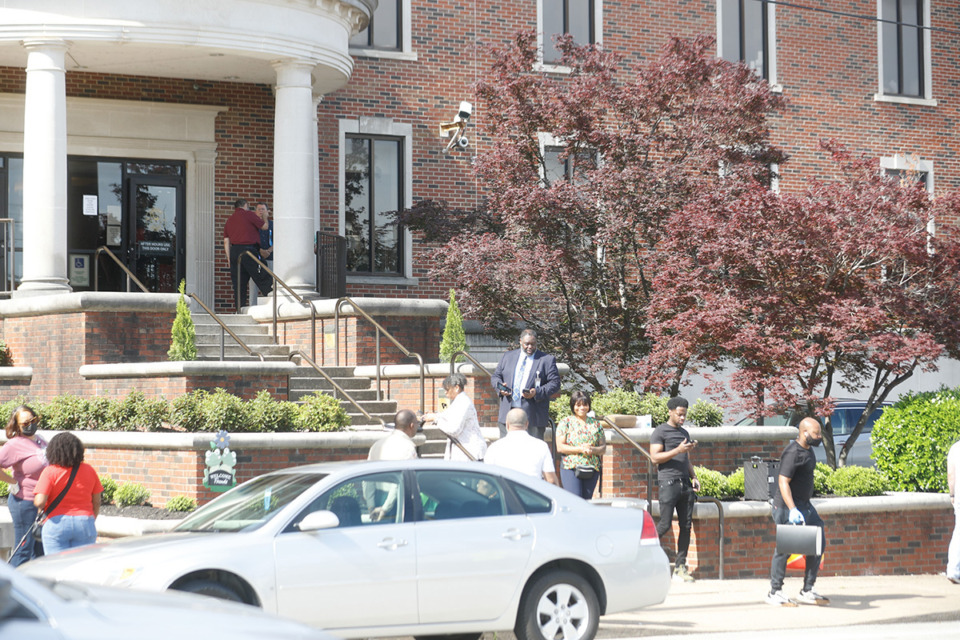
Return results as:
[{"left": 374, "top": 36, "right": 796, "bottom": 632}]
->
[{"left": 126, "top": 177, "right": 184, "bottom": 293}]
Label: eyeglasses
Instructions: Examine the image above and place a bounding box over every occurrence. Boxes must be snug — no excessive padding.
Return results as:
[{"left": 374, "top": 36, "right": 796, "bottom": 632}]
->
[{"left": 18, "top": 417, "right": 38, "bottom": 428}]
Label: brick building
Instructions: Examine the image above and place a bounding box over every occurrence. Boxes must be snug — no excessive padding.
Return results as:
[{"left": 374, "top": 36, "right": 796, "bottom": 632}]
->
[{"left": 0, "top": 1, "right": 956, "bottom": 311}]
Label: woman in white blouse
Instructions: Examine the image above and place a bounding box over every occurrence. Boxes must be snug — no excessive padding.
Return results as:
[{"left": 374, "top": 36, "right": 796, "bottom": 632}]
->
[{"left": 423, "top": 373, "right": 487, "bottom": 462}]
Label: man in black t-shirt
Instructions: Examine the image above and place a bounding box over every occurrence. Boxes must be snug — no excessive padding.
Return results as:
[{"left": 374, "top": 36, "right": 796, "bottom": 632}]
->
[
  {"left": 766, "top": 417, "right": 829, "bottom": 607},
  {"left": 650, "top": 396, "right": 700, "bottom": 582}
]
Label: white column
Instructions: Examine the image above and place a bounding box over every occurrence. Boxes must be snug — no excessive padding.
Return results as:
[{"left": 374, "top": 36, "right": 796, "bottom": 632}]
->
[
  {"left": 272, "top": 59, "right": 319, "bottom": 297},
  {"left": 17, "top": 40, "right": 70, "bottom": 296}
]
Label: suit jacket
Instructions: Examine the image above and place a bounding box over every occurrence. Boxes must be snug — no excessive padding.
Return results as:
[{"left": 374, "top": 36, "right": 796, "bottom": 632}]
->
[{"left": 491, "top": 348, "right": 561, "bottom": 427}]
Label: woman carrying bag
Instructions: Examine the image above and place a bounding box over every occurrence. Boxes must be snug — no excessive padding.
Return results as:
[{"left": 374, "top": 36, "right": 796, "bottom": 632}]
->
[
  {"left": 555, "top": 391, "right": 606, "bottom": 499},
  {"left": 33, "top": 432, "right": 103, "bottom": 554},
  {"left": 0, "top": 405, "right": 48, "bottom": 566}
]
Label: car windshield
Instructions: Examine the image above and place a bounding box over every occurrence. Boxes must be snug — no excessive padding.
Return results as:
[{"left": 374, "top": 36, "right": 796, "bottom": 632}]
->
[{"left": 174, "top": 472, "right": 327, "bottom": 533}]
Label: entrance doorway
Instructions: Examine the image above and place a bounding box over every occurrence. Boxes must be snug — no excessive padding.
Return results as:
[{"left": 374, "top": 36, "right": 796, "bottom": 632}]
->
[{"left": 67, "top": 158, "right": 185, "bottom": 293}]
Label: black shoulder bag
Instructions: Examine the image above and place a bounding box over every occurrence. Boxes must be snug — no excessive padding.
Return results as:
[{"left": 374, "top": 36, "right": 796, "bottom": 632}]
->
[{"left": 26, "top": 464, "right": 80, "bottom": 546}]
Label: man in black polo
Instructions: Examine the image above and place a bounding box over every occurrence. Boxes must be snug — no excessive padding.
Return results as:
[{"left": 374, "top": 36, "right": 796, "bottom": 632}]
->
[
  {"left": 766, "top": 416, "right": 829, "bottom": 606},
  {"left": 650, "top": 396, "right": 700, "bottom": 582}
]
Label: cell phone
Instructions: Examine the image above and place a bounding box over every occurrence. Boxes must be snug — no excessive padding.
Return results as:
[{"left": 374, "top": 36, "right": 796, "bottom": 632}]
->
[{"left": 497, "top": 382, "right": 512, "bottom": 394}]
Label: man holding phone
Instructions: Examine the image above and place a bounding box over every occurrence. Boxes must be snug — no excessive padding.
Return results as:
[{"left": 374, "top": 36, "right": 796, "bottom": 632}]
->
[
  {"left": 650, "top": 396, "right": 700, "bottom": 583},
  {"left": 491, "top": 329, "right": 561, "bottom": 440}
]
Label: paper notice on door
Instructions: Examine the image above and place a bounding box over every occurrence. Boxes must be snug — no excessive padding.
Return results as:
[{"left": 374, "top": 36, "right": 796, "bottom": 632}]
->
[{"left": 82, "top": 195, "right": 98, "bottom": 216}]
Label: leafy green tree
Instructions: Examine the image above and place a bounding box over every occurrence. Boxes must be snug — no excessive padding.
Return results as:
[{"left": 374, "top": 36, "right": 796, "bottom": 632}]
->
[
  {"left": 439, "top": 288, "right": 468, "bottom": 363},
  {"left": 168, "top": 280, "right": 197, "bottom": 361}
]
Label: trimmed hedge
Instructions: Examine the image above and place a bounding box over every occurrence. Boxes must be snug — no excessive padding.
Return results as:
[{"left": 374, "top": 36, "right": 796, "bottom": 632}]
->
[{"left": 550, "top": 389, "right": 722, "bottom": 427}]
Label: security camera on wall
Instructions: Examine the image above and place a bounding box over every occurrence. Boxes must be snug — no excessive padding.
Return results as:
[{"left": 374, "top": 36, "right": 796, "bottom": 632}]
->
[{"left": 439, "top": 101, "right": 473, "bottom": 153}]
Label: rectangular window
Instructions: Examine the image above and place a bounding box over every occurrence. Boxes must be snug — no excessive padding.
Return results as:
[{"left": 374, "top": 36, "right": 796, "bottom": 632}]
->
[
  {"left": 344, "top": 136, "right": 403, "bottom": 275},
  {"left": 541, "top": 0, "right": 597, "bottom": 65},
  {"left": 351, "top": 0, "right": 401, "bottom": 51},
  {"left": 881, "top": 0, "right": 924, "bottom": 97},
  {"left": 719, "top": 0, "right": 770, "bottom": 80},
  {"left": 543, "top": 146, "right": 596, "bottom": 186}
]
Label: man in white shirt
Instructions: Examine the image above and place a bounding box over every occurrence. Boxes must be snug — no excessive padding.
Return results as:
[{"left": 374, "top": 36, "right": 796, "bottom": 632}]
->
[
  {"left": 485, "top": 408, "right": 560, "bottom": 486},
  {"left": 368, "top": 410, "right": 419, "bottom": 461},
  {"left": 948, "top": 438, "right": 960, "bottom": 584}
]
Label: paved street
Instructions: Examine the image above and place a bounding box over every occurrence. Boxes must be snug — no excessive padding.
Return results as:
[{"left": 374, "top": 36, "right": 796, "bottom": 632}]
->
[{"left": 597, "top": 574, "right": 960, "bottom": 637}]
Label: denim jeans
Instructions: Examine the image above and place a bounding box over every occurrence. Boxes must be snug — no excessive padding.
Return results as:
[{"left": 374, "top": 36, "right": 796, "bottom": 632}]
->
[
  {"left": 559, "top": 467, "right": 601, "bottom": 500},
  {"left": 656, "top": 478, "right": 696, "bottom": 568},
  {"left": 41, "top": 515, "right": 97, "bottom": 555},
  {"left": 948, "top": 501, "right": 960, "bottom": 581},
  {"left": 770, "top": 502, "right": 825, "bottom": 592},
  {"left": 7, "top": 493, "right": 43, "bottom": 567}
]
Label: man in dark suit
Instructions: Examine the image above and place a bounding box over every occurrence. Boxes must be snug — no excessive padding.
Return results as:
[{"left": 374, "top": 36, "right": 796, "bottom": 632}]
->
[{"left": 491, "top": 329, "right": 561, "bottom": 439}]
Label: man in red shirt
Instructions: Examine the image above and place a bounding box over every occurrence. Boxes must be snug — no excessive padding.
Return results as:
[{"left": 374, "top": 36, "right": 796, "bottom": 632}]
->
[{"left": 223, "top": 198, "right": 272, "bottom": 310}]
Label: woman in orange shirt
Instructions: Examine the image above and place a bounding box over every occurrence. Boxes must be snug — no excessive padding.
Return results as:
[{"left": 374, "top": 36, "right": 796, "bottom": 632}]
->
[{"left": 33, "top": 432, "right": 103, "bottom": 554}]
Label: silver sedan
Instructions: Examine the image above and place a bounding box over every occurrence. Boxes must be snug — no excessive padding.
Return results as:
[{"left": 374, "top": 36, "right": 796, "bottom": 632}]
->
[{"left": 21, "top": 460, "right": 670, "bottom": 640}]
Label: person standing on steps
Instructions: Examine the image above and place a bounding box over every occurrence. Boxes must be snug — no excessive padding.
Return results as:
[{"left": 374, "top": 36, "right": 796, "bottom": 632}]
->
[
  {"left": 223, "top": 198, "right": 272, "bottom": 311},
  {"left": 766, "top": 417, "right": 829, "bottom": 606},
  {"left": 650, "top": 396, "right": 700, "bottom": 583},
  {"left": 491, "top": 329, "right": 561, "bottom": 440}
]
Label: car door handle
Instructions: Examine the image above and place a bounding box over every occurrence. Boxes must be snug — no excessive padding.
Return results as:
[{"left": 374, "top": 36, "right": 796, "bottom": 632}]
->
[
  {"left": 377, "top": 537, "right": 408, "bottom": 550},
  {"left": 502, "top": 528, "right": 532, "bottom": 541}
]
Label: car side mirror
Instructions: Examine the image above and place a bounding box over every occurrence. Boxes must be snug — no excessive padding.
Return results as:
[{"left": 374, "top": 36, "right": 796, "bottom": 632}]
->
[{"left": 297, "top": 510, "right": 341, "bottom": 532}]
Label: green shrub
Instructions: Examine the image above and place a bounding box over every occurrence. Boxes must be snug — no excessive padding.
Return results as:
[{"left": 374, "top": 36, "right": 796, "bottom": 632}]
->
[
  {"left": 114, "top": 482, "right": 151, "bottom": 507},
  {"left": 170, "top": 390, "right": 208, "bottom": 432},
  {"left": 105, "top": 390, "right": 152, "bottom": 432},
  {"left": 202, "top": 388, "right": 253, "bottom": 433},
  {"left": 0, "top": 339, "right": 12, "bottom": 366},
  {"left": 166, "top": 495, "right": 198, "bottom": 512},
  {"left": 872, "top": 387, "right": 960, "bottom": 492},
  {"left": 0, "top": 482, "right": 8, "bottom": 498},
  {"left": 826, "top": 466, "right": 888, "bottom": 497},
  {"left": 439, "top": 289, "right": 468, "bottom": 363},
  {"left": 295, "top": 392, "right": 350, "bottom": 432},
  {"left": 40, "top": 395, "right": 100, "bottom": 431},
  {"left": 687, "top": 399, "right": 724, "bottom": 427},
  {"left": 636, "top": 393, "right": 670, "bottom": 426},
  {"left": 591, "top": 389, "right": 646, "bottom": 417},
  {"left": 726, "top": 467, "right": 745, "bottom": 498},
  {"left": 168, "top": 280, "right": 198, "bottom": 361},
  {"left": 550, "top": 393, "right": 572, "bottom": 422},
  {"left": 813, "top": 462, "right": 833, "bottom": 496},
  {"left": 0, "top": 397, "right": 28, "bottom": 425},
  {"left": 694, "top": 466, "right": 731, "bottom": 500},
  {"left": 247, "top": 390, "right": 299, "bottom": 432},
  {"left": 100, "top": 475, "right": 118, "bottom": 505}
]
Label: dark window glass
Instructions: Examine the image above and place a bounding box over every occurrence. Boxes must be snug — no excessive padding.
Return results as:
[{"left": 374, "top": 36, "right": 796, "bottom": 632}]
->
[
  {"left": 542, "top": 0, "right": 595, "bottom": 65},
  {"left": 543, "top": 146, "right": 597, "bottom": 186},
  {"left": 125, "top": 162, "right": 182, "bottom": 176},
  {"left": 719, "top": 0, "right": 769, "bottom": 79},
  {"left": 351, "top": 0, "right": 400, "bottom": 51},
  {"left": 507, "top": 480, "right": 553, "bottom": 514},
  {"left": 416, "top": 470, "right": 507, "bottom": 520},
  {"left": 881, "top": 0, "right": 924, "bottom": 97},
  {"left": 345, "top": 135, "right": 403, "bottom": 274}
]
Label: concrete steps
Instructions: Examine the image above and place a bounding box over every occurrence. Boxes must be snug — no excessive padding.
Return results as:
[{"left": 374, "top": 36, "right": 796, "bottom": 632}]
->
[{"left": 193, "top": 313, "right": 296, "bottom": 362}]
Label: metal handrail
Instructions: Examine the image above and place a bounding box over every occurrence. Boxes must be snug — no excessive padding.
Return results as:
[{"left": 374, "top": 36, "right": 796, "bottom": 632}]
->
[
  {"left": 293, "top": 349, "right": 385, "bottom": 428},
  {"left": 185, "top": 293, "right": 264, "bottom": 362},
  {"left": 94, "top": 246, "right": 149, "bottom": 292},
  {"left": 598, "top": 415, "right": 725, "bottom": 579},
  {"left": 334, "top": 296, "right": 425, "bottom": 415},
  {"left": 239, "top": 250, "right": 317, "bottom": 362},
  {"left": 448, "top": 350, "right": 491, "bottom": 377}
]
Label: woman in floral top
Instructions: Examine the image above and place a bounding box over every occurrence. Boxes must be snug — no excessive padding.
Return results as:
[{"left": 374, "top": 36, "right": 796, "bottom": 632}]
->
[{"left": 555, "top": 391, "right": 606, "bottom": 499}]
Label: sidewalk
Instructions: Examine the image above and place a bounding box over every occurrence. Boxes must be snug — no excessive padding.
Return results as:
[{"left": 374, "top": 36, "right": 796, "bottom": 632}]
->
[{"left": 598, "top": 574, "right": 960, "bottom": 637}]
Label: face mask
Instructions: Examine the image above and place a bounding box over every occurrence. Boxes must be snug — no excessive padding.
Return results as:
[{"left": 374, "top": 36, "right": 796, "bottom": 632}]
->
[
  {"left": 806, "top": 436, "right": 822, "bottom": 448},
  {"left": 20, "top": 420, "right": 38, "bottom": 436}
]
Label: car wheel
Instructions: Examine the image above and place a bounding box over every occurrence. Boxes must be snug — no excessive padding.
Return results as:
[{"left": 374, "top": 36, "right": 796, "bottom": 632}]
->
[
  {"left": 515, "top": 570, "right": 599, "bottom": 640},
  {"left": 174, "top": 579, "right": 244, "bottom": 603}
]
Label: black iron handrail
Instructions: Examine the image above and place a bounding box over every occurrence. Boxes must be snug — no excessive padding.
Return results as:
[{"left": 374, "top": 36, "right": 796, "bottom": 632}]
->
[
  {"left": 334, "top": 296, "right": 425, "bottom": 415},
  {"left": 94, "top": 246, "right": 149, "bottom": 292},
  {"left": 448, "top": 350, "right": 491, "bottom": 377},
  {"left": 239, "top": 250, "right": 317, "bottom": 362}
]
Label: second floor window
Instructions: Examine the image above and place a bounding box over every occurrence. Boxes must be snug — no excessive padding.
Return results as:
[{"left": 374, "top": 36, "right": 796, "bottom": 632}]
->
[
  {"left": 881, "top": 0, "right": 925, "bottom": 97},
  {"left": 719, "top": 0, "right": 770, "bottom": 80},
  {"left": 542, "top": 0, "right": 596, "bottom": 65},
  {"left": 351, "top": 0, "right": 401, "bottom": 51}
]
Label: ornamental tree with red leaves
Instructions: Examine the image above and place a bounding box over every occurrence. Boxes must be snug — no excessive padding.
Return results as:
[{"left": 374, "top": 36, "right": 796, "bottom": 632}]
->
[
  {"left": 630, "top": 142, "right": 960, "bottom": 467},
  {"left": 398, "top": 32, "right": 784, "bottom": 390}
]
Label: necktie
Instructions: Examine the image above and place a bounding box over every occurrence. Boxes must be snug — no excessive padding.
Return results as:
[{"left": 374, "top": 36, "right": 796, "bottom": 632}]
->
[{"left": 513, "top": 356, "right": 529, "bottom": 404}]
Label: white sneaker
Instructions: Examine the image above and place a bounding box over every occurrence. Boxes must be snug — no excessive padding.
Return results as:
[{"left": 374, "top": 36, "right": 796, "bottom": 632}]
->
[
  {"left": 798, "top": 588, "right": 830, "bottom": 605},
  {"left": 765, "top": 590, "right": 797, "bottom": 607}
]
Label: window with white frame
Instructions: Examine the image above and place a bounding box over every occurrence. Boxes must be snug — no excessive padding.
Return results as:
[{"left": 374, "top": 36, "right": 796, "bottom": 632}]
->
[
  {"left": 718, "top": 0, "right": 776, "bottom": 84},
  {"left": 350, "top": 0, "right": 415, "bottom": 59},
  {"left": 878, "top": 0, "right": 930, "bottom": 100},
  {"left": 539, "top": 0, "right": 603, "bottom": 67},
  {"left": 339, "top": 119, "right": 414, "bottom": 280},
  {"left": 881, "top": 154, "right": 935, "bottom": 241}
]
